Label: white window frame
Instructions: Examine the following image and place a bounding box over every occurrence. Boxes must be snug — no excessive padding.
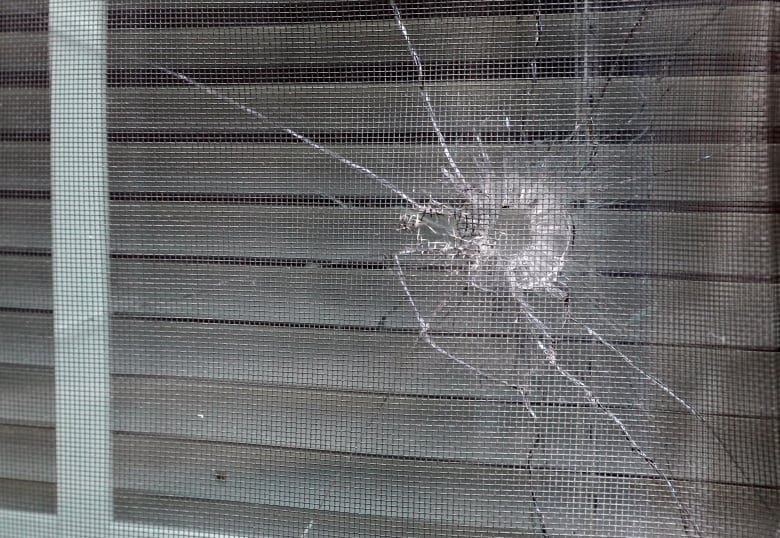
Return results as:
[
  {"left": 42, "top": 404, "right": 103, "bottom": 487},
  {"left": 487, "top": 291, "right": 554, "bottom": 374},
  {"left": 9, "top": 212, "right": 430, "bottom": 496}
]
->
[{"left": 0, "top": 2, "right": 244, "bottom": 536}]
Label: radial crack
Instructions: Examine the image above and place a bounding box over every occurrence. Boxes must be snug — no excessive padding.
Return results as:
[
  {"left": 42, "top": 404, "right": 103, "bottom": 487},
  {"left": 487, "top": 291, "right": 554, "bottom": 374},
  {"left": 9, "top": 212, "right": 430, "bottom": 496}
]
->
[
  {"left": 516, "top": 295, "right": 701, "bottom": 537},
  {"left": 393, "top": 254, "right": 537, "bottom": 419}
]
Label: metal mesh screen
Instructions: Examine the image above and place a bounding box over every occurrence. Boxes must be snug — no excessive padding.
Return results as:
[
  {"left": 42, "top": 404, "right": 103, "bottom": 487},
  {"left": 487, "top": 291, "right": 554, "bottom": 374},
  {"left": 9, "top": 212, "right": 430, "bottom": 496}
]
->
[{"left": 1, "top": 1, "right": 778, "bottom": 537}]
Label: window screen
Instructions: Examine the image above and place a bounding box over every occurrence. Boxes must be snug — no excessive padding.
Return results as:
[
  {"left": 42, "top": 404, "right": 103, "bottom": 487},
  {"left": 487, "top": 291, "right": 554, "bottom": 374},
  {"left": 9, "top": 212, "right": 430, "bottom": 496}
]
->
[{"left": 1, "top": 1, "right": 778, "bottom": 537}]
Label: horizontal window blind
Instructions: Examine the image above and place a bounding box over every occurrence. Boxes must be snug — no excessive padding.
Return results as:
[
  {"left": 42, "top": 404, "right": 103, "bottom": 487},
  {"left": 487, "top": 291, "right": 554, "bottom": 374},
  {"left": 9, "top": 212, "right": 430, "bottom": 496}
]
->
[{"left": 1, "top": 1, "right": 778, "bottom": 536}]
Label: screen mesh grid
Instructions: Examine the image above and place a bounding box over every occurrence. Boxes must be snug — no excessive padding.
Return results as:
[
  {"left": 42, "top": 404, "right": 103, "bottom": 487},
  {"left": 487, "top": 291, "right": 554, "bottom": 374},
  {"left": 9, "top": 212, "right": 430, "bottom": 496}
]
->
[{"left": 0, "top": 1, "right": 778, "bottom": 537}]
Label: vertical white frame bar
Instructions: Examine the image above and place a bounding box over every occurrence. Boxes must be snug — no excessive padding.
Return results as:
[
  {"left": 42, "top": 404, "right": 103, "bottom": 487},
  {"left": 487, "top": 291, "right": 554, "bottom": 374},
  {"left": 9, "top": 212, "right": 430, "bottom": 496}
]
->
[{"left": 49, "top": 1, "right": 111, "bottom": 537}]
